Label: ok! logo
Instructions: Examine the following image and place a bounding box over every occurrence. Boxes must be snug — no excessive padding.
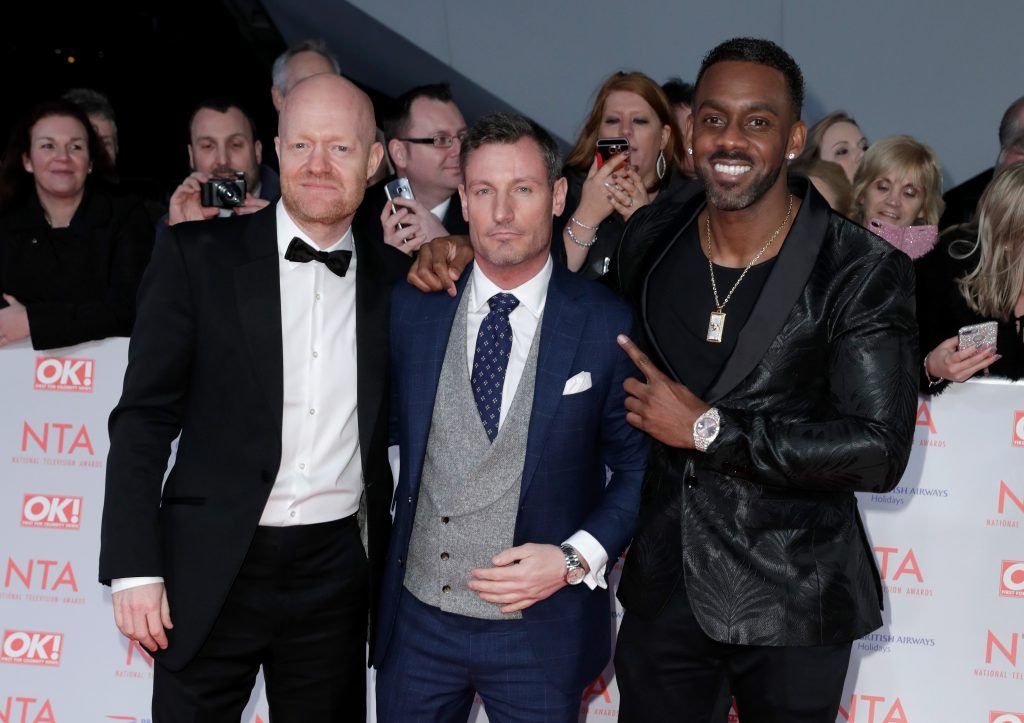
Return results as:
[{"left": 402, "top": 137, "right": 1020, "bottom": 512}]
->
[
  {"left": 1001, "top": 561, "right": 1024, "bottom": 598},
  {"left": 21, "top": 494, "right": 82, "bottom": 530},
  {"left": 34, "top": 357, "right": 94, "bottom": 392},
  {"left": 0, "top": 630, "right": 63, "bottom": 666},
  {"left": 991, "top": 713, "right": 1024, "bottom": 723}
]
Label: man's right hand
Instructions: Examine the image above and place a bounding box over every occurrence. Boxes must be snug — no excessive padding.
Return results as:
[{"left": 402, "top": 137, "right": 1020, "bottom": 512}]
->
[
  {"left": 168, "top": 171, "right": 221, "bottom": 226},
  {"left": 407, "top": 234, "right": 474, "bottom": 296},
  {"left": 112, "top": 582, "right": 173, "bottom": 652}
]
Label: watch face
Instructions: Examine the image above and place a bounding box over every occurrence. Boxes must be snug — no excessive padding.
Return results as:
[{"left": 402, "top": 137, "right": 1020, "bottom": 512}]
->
[{"left": 566, "top": 566, "right": 587, "bottom": 585}]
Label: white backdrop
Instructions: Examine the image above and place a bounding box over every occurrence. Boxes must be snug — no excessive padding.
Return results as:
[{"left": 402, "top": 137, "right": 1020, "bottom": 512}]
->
[{"left": 2, "top": 337, "right": 1022, "bottom": 722}]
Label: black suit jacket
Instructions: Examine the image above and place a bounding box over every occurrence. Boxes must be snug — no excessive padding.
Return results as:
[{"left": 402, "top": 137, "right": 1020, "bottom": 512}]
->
[
  {"left": 99, "top": 205, "right": 408, "bottom": 670},
  {"left": 0, "top": 187, "right": 154, "bottom": 350},
  {"left": 616, "top": 181, "right": 919, "bottom": 646}
]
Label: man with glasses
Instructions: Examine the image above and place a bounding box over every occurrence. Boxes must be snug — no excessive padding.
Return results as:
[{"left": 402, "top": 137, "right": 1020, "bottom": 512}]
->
[{"left": 359, "top": 84, "right": 469, "bottom": 254}]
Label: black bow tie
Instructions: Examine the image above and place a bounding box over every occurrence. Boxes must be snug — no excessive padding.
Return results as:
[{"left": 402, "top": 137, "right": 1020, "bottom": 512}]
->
[{"left": 284, "top": 237, "right": 352, "bottom": 278}]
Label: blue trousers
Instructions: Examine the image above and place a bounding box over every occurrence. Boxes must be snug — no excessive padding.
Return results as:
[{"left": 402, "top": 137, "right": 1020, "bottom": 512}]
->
[{"left": 375, "top": 588, "right": 582, "bottom": 723}]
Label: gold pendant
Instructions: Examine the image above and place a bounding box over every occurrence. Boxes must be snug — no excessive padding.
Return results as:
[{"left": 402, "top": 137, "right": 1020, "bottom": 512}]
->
[{"left": 707, "top": 310, "right": 726, "bottom": 343}]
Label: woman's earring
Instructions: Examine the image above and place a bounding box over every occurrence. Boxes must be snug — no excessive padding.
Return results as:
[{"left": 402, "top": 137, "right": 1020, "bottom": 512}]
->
[{"left": 656, "top": 150, "right": 667, "bottom": 179}]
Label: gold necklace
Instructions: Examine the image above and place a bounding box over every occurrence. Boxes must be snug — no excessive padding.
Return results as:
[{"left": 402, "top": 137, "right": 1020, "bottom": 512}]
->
[{"left": 704, "top": 194, "right": 793, "bottom": 343}]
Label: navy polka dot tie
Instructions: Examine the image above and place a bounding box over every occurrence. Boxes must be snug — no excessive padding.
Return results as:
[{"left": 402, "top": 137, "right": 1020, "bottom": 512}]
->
[{"left": 472, "top": 292, "right": 520, "bottom": 442}]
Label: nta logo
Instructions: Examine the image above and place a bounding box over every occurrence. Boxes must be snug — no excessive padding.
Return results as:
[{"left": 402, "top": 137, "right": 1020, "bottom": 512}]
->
[
  {"left": 21, "top": 422, "right": 93, "bottom": 456},
  {"left": 0, "top": 696, "right": 57, "bottom": 723},
  {"left": 0, "top": 630, "right": 63, "bottom": 666},
  {"left": 915, "top": 401, "right": 935, "bottom": 434},
  {"left": 34, "top": 357, "right": 94, "bottom": 393},
  {"left": 4, "top": 559, "right": 77, "bottom": 592},
  {"left": 998, "top": 481, "right": 1024, "bottom": 516},
  {"left": 21, "top": 495, "right": 82, "bottom": 530},
  {"left": 986, "top": 630, "right": 1021, "bottom": 666},
  {"left": 838, "top": 694, "right": 909, "bottom": 722},
  {"left": 874, "top": 547, "right": 923, "bottom": 582}
]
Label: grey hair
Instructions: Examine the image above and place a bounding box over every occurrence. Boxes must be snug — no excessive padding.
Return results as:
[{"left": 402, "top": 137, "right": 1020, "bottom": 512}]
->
[
  {"left": 272, "top": 38, "right": 341, "bottom": 93},
  {"left": 460, "top": 112, "right": 563, "bottom": 187}
]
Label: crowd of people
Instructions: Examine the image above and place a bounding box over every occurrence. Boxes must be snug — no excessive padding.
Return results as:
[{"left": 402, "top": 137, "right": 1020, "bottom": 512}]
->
[{"left": 1, "top": 30, "right": 1021, "bottom": 723}]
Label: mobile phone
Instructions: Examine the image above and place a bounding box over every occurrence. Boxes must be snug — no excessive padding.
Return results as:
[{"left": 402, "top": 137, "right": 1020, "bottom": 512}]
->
[
  {"left": 384, "top": 177, "right": 415, "bottom": 229},
  {"left": 596, "top": 137, "right": 629, "bottom": 169},
  {"left": 957, "top": 321, "right": 998, "bottom": 351}
]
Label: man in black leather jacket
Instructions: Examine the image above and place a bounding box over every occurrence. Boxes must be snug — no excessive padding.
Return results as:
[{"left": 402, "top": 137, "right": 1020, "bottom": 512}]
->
[{"left": 611, "top": 38, "right": 918, "bottom": 722}]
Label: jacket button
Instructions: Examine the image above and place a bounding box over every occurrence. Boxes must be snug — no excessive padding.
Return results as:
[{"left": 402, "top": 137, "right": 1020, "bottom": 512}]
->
[
  {"left": 442, "top": 585, "right": 451, "bottom": 593},
  {"left": 441, "top": 516, "right": 450, "bottom": 524},
  {"left": 397, "top": 557, "right": 404, "bottom": 567},
  {"left": 440, "top": 552, "right": 449, "bottom": 561},
  {"left": 408, "top": 496, "right": 412, "bottom": 505}
]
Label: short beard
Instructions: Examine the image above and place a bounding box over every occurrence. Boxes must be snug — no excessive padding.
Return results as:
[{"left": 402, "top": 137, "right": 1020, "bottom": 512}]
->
[
  {"left": 280, "top": 174, "right": 358, "bottom": 227},
  {"left": 697, "top": 161, "right": 783, "bottom": 211}
]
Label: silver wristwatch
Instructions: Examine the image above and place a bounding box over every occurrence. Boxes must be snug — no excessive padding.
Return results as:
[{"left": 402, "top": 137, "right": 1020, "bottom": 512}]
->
[
  {"left": 560, "top": 544, "right": 586, "bottom": 585},
  {"left": 693, "top": 407, "right": 721, "bottom": 452}
]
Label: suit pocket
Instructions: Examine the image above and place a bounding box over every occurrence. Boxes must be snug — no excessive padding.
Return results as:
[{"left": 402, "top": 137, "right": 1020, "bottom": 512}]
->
[{"left": 160, "top": 496, "right": 207, "bottom": 506}]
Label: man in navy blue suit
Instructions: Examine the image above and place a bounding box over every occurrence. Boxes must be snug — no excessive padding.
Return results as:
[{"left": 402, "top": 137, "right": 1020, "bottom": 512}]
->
[{"left": 373, "top": 112, "right": 648, "bottom": 722}]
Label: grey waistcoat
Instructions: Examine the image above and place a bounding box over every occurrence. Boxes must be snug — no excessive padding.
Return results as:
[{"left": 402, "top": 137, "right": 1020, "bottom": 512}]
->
[{"left": 404, "top": 284, "right": 541, "bottom": 620}]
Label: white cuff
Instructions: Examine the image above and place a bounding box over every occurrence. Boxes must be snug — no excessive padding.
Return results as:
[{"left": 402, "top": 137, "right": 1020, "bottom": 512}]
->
[
  {"left": 111, "top": 576, "right": 164, "bottom": 593},
  {"left": 564, "top": 530, "right": 609, "bottom": 590}
]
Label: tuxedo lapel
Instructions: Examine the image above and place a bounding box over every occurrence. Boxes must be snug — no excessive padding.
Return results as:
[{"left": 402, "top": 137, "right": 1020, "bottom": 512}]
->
[
  {"left": 354, "top": 227, "right": 392, "bottom": 469},
  {"left": 704, "top": 181, "right": 829, "bottom": 403},
  {"left": 233, "top": 208, "right": 284, "bottom": 430},
  {"left": 520, "top": 264, "right": 586, "bottom": 502}
]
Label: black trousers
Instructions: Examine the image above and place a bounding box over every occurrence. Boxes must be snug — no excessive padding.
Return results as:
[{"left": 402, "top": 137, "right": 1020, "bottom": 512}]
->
[
  {"left": 153, "top": 516, "right": 369, "bottom": 723},
  {"left": 615, "top": 581, "right": 852, "bottom": 723}
]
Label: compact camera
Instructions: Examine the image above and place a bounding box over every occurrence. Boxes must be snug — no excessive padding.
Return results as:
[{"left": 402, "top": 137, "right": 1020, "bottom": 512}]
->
[{"left": 200, "top": 172, "right": 247, "bottom": 208}]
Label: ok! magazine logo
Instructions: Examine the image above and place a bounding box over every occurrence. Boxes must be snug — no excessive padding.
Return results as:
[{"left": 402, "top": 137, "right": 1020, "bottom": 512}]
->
[
  {"left": 21, "top": 494, "right": 82, "bottom": 530},
  {"left": 0, "top": 630, "right": 63, "bottom": 666},
  {"left": 34, "top": 357, "right": 94, "bottom": 392}
]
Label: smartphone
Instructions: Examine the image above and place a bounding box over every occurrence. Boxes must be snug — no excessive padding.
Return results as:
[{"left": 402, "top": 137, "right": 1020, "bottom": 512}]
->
[
  {"left": 957, "top": 321, "right": 998, "bottom": 351},
  {"left": 596, "top": 137, "right": 629, "bottom": 169},
  {"left": 384, "top": 177, "right": 415, "bottom": 229}
]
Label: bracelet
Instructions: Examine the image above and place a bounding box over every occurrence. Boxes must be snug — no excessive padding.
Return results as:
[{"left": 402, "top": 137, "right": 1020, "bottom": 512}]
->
[
  {"left": 923, "top": 353, "right": 944, "bottom": 388},
  {"left": 570, "top": 215, "right": 600, "bottom": 231},
  {"left": 566, "top": 222, "right": 598, "bottom": 248}
]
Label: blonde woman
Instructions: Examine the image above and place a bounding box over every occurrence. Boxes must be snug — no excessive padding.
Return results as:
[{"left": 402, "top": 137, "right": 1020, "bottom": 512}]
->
[
  {"left": 917, "top": 161, "right": 1024, "bottom": 388},
  {"left": 849, "top": 135, "right": 945, "bottom": 229}
]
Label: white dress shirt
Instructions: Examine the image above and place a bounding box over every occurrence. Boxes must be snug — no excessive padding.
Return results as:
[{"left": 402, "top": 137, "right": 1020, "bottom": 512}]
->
[
  {"left": 430, "top": 196, "right": 451, "bottom": 222},
  {"left": 466, "top": 259, "right": 610, "bottom": 590},
  {"left": 113, "top": 201, "right": 363, "bottom": 593}
]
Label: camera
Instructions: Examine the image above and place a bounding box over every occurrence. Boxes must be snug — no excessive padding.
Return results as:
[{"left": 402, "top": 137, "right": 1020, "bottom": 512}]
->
[{"left": 200, "top": 172, "right": 247, "bottom": 208}]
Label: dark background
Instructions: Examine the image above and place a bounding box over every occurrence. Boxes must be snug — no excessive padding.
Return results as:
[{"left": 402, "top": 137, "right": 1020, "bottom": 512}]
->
[{"left": 2, "top": 0, "right": 394, "bottom": 202}]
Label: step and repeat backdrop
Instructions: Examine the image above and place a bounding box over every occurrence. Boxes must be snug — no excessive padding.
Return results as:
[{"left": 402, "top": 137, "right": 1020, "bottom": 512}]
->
[{"left": 1, "top": 337, "right": 1022, "bottom": 722}]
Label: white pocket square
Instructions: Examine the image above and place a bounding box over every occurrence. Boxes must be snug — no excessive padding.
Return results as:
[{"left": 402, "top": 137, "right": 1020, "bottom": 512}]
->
[{"left": 562, "top": 371, "right": 592, "bottom": 395}]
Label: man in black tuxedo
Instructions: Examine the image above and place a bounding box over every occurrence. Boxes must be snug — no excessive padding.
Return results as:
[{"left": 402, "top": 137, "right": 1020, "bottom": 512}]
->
[
  {"left": 357, "top": 83, "right": 469, "bottom": 255},
  {"left": 610, "top": 39, "right": 919, "bottom": 722},
  {"left": 99, "top": 73, "right": 407, "bottom": 721}
]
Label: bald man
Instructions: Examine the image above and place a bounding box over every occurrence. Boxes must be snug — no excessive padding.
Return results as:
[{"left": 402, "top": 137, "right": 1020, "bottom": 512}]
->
[{"left": 100, "top": 75, "right": 409, "bottom": 721}]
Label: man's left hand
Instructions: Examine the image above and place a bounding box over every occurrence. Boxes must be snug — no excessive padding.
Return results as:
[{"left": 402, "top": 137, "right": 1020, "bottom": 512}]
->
[
  {"left": 469, "top": 543, "right": 578, "bottom": 614},
  {"left": 0, "top": 294, "right": 31, "bottom": 347},
  {"left": 232, "top": 193, "right": 271, "bottom": 216},
  {"left": 618, "top": 334, "right": 709, "bottom": 449}
]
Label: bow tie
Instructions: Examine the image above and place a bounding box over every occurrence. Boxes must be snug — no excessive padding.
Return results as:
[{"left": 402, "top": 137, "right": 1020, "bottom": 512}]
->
[{"left": 284, "top": 237, "right": 352, "bottom": 278}]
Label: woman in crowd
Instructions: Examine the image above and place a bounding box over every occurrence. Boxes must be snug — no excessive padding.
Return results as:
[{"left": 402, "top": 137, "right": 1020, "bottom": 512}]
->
[
  {"left": 0, "top": 100, "right": 153, "bottom": 350},
  {"left": 797, "top": 111, "right": 868, "bottom": 182},
  {"left": 556, "top": 72, "right": 689, "bottom": 284},
  {"left": 917, "top": 161, "right": 1024, "bottom": 388},
  {"left": 849, "top": 135, "right": 944, "bottom": 228}
]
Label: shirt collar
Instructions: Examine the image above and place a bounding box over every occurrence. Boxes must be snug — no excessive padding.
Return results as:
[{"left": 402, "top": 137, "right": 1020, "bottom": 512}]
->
[
  {"left": 276, "top": 201, "right": 354, "bottom": 265},
  {"left": 430, "top": 196, "right": 451, "bottom": 221},
  {"left": 469, "top": 255, "right": 552, "bottom": 319}
]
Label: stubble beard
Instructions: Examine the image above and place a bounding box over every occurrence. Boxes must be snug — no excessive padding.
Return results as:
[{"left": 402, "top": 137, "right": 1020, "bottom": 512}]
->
[
  {"left": 697, "top": 160, "right": 783, "bottom": 212},
  {"left": 281, "top": 172, "right": 359, "bottom": 227}
]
